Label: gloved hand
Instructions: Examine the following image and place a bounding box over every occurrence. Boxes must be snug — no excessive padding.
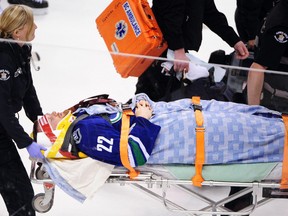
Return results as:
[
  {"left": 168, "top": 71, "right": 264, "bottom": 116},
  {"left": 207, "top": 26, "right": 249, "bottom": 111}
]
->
[{"left": 26, "top": 141, "right": 47, "bottom": 160}]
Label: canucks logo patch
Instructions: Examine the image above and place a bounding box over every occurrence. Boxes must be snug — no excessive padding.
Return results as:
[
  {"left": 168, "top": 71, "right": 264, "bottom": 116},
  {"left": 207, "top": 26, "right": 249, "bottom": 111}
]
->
[
  {"left": 72, "top": 128, "right": 82, "bottom": 144},
  {"left": 115, "top": 20, "right": 128, "bottom": 40},
  {"left": 274, "top": 31, "right": 288, "bottom": 43},
  {"left": 0, "top": 70, "right": 10, "bottom": 81}
]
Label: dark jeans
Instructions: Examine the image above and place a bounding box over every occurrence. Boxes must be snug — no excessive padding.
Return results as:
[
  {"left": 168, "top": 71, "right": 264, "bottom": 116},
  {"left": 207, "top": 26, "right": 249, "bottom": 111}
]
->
[{"left": 0, "top": 145, "right": 35, "bottom": 216}]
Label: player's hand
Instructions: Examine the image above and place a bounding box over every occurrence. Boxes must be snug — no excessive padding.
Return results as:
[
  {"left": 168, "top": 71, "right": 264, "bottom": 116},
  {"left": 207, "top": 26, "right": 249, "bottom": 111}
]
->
[{"left": 135, "top": 100, "right": 153, "bottom": 120}]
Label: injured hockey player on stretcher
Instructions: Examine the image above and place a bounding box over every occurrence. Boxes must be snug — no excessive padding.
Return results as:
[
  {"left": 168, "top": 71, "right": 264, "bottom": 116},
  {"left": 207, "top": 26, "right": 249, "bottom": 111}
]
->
[{"left": 32, "top": 93, "right": 288, "bottom": 202}]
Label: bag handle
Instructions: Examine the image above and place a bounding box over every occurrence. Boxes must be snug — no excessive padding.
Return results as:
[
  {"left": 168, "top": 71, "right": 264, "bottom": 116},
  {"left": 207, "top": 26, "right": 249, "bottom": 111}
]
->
[{"left": 135, "top": 0, "right": 157, "bottom": 30}]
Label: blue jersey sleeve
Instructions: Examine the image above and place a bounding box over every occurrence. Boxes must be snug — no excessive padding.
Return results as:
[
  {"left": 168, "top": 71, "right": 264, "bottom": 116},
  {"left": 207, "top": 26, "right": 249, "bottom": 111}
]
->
[{"left": 128, "top": 117, "right": 161, "bottom": 166}]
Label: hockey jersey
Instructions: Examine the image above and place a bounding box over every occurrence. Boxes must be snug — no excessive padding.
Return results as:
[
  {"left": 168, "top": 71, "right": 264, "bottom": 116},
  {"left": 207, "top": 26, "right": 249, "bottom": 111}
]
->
[{"left": 72, "top": 112, "right": 161, "bottom": 167}]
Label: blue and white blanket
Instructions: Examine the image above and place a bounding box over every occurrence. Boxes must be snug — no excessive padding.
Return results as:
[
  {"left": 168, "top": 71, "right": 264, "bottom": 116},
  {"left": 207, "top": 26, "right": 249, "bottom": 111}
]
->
[
  {"left": 79, "top": 93, "right": 285, "bottom": 165},
  {"left": 43, "top": 93, "right": 285, "bottom": 203}
]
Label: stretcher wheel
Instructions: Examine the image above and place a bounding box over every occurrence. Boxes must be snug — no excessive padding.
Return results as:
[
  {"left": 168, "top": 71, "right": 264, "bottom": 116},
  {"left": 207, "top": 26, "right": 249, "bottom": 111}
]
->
[
  {"left": 32, "top": 193, "right": 53, "bottom": 213},
  {"left": 35, "top": 166, "right": 47, "bottom": 180}
]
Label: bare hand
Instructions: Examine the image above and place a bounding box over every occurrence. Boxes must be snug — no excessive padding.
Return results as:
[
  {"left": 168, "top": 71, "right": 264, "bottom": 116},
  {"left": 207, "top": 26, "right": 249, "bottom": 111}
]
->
[
  {"left": 173, "top": 48, "right": 190, "bottom": 73},
  {"left": 234, "top": 41, "right": 249, "bottom": 60},
  {"left": 135, "top": 100, "right": 152, "bottom": 120}
]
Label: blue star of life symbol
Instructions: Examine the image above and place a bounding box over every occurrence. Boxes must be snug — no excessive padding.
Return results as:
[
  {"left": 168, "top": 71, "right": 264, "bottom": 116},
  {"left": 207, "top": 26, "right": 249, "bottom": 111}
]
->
[{"left": 115, "top": 20, "right": 127, "bottom": 40}]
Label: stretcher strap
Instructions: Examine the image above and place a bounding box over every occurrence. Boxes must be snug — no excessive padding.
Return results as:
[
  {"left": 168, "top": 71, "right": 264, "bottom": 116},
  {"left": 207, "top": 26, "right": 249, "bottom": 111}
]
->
[
  {"left": 120, "top": 108, "right": 140, "bottom": 179},
  {"left": 281, "top": 115, "right": 288, "bottom": 189},
  {"left": 191, "top": 96, "right": 205, "bottom": 187}
]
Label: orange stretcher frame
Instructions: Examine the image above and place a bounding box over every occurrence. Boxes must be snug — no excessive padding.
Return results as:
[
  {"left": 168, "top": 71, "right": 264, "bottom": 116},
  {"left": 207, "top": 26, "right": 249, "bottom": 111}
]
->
[{"left": 96, "top": 0, "right": 167, "bottom": 78}]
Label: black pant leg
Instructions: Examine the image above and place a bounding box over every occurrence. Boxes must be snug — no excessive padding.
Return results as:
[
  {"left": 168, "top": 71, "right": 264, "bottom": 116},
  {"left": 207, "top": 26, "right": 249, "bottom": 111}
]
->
[{"left": 0, "top": 148, "right": 35, "bottom": 216}]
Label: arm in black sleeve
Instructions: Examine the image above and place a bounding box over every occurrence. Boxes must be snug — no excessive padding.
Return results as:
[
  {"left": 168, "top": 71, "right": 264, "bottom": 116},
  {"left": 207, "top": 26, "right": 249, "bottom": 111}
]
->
[
  {"left": 152, "top": 0, "right": 187, "bottom": 50},
  {"left": 254, "top": 26, "right": 288, "bottom": 69},
  {"left": 0, "top": 54, "right": 34, "bottom": 149},
  {"left": 23, "top": 82, "right": 43, "bottom": 122},
  {"left": 203, "top": 0, "right": 240, "bottom": 47},
  {"left": 236, "top": 0, "right": 266, "bottom": 41},
  {"left": 0, "top": 84, "right": 34, "bottom": 149}
]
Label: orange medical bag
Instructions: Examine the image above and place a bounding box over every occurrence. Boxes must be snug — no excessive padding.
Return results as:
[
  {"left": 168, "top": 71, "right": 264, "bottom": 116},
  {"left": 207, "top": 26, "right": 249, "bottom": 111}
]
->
[{"left": 96, "top": 0, "right": 167, "bottom": 78}]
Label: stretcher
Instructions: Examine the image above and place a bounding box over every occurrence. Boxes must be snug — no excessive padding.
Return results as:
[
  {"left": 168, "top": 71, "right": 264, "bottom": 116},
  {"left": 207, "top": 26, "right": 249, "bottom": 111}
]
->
[
  {"left": 30, "top": 159, "right": 288, "bottom": 215},
  {"left": 29, "top": 93, "right": 288, "bottom": 215}
]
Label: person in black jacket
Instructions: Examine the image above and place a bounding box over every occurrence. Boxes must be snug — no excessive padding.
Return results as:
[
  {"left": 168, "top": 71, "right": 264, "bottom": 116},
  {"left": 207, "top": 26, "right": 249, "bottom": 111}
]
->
[
  {"left": 247, "top": 0, "right": 288, "bottom": 112},
  {"left": 0, "top": 5, "right": 46, "bottom": 216},
  {"left": 225, "top": 1, "right": 288, "bottom": 215},
  {"left": 235, "top": 0, "right": 276, "bottom": 50},
  {"left": 135, "top": 0, "right": 249, "bottom": 101},
  {"left": 153, "top": 0, "right": 249, "bottom": 72}
]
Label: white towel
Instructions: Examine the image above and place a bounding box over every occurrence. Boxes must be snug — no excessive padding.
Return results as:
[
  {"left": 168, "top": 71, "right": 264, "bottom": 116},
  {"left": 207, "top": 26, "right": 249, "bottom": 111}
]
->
[
  {"left": 161, "top": 49, "right": 209, "bottom": 81},
  {"left": 161, "top": 49, "right": 226, "bottom": 82},
  {"left": 44, "top": 157, "right": 114, "bottom": 203}
]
